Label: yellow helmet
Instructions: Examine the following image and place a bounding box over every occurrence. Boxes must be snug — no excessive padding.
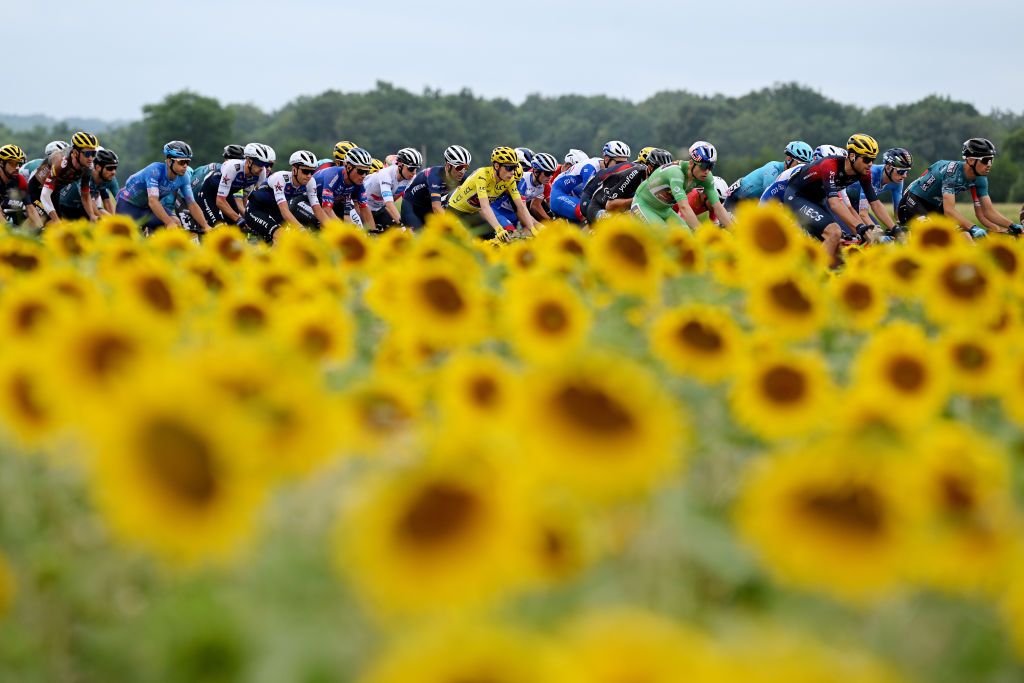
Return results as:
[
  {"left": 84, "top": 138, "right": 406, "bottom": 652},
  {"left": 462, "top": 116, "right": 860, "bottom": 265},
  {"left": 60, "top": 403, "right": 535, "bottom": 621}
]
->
[
  {"left": 846, "top": 133, "right": 879, "bottom": 158},
  {"left": 513, "top": 164, "right": 524, "bottom": 181},
  {"left": 333, "top": 140, "right": 357, "bottom": 161},
  {"left": 0, "top": 144, "right": 26, "bottom": 162},
  {"left": 635, "top": 146, "right": 655, "bottom": 164},
  {"left": 71, "top": 131, "right": 100, "bottom": 150},
  {"left": 370, "top": 158, "right": 385, "bottom": 173},
  {"left": 491, "top": 146, "right": 518, "bottom": 165}
]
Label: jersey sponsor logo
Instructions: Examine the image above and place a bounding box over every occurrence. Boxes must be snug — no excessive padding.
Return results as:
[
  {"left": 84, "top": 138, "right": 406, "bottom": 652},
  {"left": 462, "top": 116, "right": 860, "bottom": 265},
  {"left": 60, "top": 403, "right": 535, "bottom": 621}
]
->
[
  {"left": 799, "top": 205, "right": 824, "bottom": 222},
  {"left": 944, "top": 162, "right": 958, "bottom": 174}
]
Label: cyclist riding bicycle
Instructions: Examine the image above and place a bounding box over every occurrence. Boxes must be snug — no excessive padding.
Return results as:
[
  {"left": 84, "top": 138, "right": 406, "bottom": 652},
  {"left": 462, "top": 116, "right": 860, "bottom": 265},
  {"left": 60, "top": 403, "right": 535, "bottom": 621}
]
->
[
  {"left": 550, "top": 141, "right": 631, "bottom": 223},
  {"left": 59, "top": 147, "right": 119, "bottom": 219},
  {"left": 631, "top": 142, "right": 732, "bottom": 228},
  {"left": 115, "top": 140, "right": 211, "bottom": 234},
  {"left": 244, "top": 150, "right": 326, "bottom": 242},
  {"left": 316, "top": 140, "right": 358, "bottom": 172},
  {"left": 309, "top": 146, "right": 375, "bottom": 230},
  {"left": 363, "top": 147, "right": 422, "bottom": 228},
  {"left": 20, "top": 140, "right": 69, "bottom": 182},
  {"left": 30, "top": 131, "right": 100, "bottom": 224},
  {"left": 446, "top": 146, "right": 537, "bottom": 239},
  {"left": 0, "top": 144, "right": 31, "bottom": 225},
  {"left": 585, "top": 148, "right": 673, "bottom": 223},
  {"left": 491, "top": 151, "right": 559, "bottom": 227},
  {"left": 723, "top": 140, "right": 813, "bottom": 211},
  {"left": 760, "top": 145, "right": 845, "bottom": 203},
  {"left": 683, "top": 176, "right": 730, "bottom": 224},
  {"left": 192, "top": 143, "right": 275, "bottom": 228},
  {"left": 845, "top": 147, "right": 912, "bottom": 229},
  {"left": 400, "top": 144, "right": 472, "bottom": 229}
]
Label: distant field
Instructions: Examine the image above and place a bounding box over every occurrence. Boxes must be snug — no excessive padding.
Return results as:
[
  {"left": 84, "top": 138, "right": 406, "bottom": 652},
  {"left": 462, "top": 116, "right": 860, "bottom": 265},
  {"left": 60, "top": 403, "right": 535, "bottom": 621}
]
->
[{"left": 954, "top": 202, "right": 1021, "bottom": 224}]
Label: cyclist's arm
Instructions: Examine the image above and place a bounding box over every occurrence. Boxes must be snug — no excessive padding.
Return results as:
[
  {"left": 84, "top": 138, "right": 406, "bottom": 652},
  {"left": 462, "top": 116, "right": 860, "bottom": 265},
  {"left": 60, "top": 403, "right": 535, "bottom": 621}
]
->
[
  {"left": 476, "top": 193, "right": 503, "bottom": 232},
  {"left": 711, "top": 201, "right": 732, "bottom": 227},
  {"left": 975, "top": 194, "right": 1017, "bottom": 232},
  {"left": 512, "top": 193, "right": 535, "bottom": 230},
  {"left": 215, "top": 163, "right": 243, "bottom": 222},
  {"left": 359, "top": 203, "right": 376, "bottom": 231},
  {"left": 528, "top": 196, "right": 550, "bottom": 221},
  {"left": 941, "top": 193, "right": 973, "bottom": 230}
]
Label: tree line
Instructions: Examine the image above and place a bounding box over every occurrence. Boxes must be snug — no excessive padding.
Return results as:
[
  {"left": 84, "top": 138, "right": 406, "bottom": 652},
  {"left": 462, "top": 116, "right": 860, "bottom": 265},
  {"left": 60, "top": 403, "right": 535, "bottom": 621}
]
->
[{"left": 4, "top": 82, "right": 1024, "bottom": 201}]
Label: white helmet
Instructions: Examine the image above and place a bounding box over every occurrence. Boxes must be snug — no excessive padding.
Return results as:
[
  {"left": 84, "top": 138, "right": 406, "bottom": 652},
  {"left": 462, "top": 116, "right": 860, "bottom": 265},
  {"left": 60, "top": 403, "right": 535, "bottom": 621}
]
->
[
  {"left": 345, "top": 147, "right": 374, "bottom": 168},
  {"left": 384, "top": 154, "right": 398, "bottom": 167},
  {"left": 530, "top": 152, "right": 559, "bottom": 173},
  {"left": 602, "top": 140, "right": 631, "bottom": 159},
  {"left": 289, "top": 150, "right": 318, "bottom": 168},
  {"left": 396, "top": 147, "right": 423, "bottom": 167},
  {"left": 689, "top": 140, "right": 718, "bottom": 163},
  {"left": 45, "top": 140, "right": 70, "bottom": 156},
  {"left": 564, "top": 148, "right": 590, "bottom": 166},
  {"left": 813, "top": 144, "right": 847, "bottom": 161},
  {"left": 713, "top": 176, "right": 729, "bottom": 200},
  {"left": 243, "top": 143, "right": 276, "bottom": 163},
  {"left": 444, "top": 145, "right": 472, "bottom": 166}
]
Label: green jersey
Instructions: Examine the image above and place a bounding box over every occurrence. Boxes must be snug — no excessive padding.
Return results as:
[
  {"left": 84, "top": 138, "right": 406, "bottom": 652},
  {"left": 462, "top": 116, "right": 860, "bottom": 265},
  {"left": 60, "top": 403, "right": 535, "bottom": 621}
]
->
[{"left": 632, "top": 162, "right": 718, "bottom": 222}]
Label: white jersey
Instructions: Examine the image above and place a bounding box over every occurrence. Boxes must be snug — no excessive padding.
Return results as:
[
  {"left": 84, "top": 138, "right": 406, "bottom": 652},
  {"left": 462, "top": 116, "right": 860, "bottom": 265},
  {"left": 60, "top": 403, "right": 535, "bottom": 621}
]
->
[
  {"left": 266, "top": 170, "right": 319, "bottom": 206},
  {"left": 362, "top": 165, "right": 410, "bottom": 211},
  {"left": 216, "top": 159, "right": 266, "bottom": 198},
  {"left": 519, "top": 171, "right": 547, "bottom": 202}
]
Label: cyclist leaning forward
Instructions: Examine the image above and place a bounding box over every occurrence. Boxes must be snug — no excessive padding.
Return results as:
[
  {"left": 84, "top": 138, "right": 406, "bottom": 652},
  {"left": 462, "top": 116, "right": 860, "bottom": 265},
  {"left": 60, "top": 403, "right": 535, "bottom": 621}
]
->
[
  {"left": 446, "top": 146, "right": 537, "bottom": 239},
  {"left": 631, "top": 142, "right": 733, "bottom": 229}
]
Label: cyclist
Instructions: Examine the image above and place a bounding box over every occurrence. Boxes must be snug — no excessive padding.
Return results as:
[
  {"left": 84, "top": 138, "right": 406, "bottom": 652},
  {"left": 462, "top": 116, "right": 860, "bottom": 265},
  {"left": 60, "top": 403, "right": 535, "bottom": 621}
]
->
[
  {"left": 244, "top": 150, "right": 326, "bottom": 242},
  {"left": 491, "top": 151, "right": 559, "bottom": 227},
  {"left": 515, "top": 147, "right": 535, "bottom": 174},
  {"left": 897, "top": 138, "right": 1022, "bottom": 237},
  {"left": 845, "top": 147, "right": 912, "bottom": 228},
  {"left": 192, "top": 143, "right": 275, "bottom": 228},
  {"left": 783, "top": 134, "right": 896, "bottom": 264},
  {"left": 446, "top": 146, "right": 537, "bottom": 239},
  {"left": 550, "top": 141, "right": 631, "bottom": 223},
  {"left": 115, "top": 140, "right": 211, "bottom": 234},
  {"left": 723, "top": 140, "right": 813, "bottom": 211},
  {"left": 316, "top": 140, "right": 358, "bottom": 172},
  {"left": 400, "top": 144, "right": 471, "bottom": 229},
  {"left": 362, "top": 147, "right": 421, "bottom": 229},
  {"left": 1, "top": 144, "right": 32, "bottom": 225},
  {"left": 544, "top": 148, "right": 589, "bottom": 206},
  {"left": 309, "top": 146, "right": 375, "bottom": 229},
  {"left": 20, "top": 140, "right": 69, "bottom": 181},
  {"left": 631, "top": 142, "right": 732, "bottom": 228},
  {"left": 760, "top": 145, "right": 845, "bottom": 203},
  {"left": 58, "top": 148, "right": 119, "bottom": 219},
  {"left": 29, "top": 131, "right": 100, "bottom": 224},
  {"left": 683, "top": 176, "right": 730, "bottom": 223},
  {"left": 585, "top": 148, "right": 673, "bottom": 223}
]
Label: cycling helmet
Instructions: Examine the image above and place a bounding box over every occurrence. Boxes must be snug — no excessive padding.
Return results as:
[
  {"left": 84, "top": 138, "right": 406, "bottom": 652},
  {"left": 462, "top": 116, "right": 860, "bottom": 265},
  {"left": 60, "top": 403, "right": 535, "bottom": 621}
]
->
[
  {"left": 689, "top": 141, "right": 718, "bottom": 163},
  {"left": 396, "top": 147, "right": 424, "bottom": 167},
  {"left": 243, "top": 143, "right": 276, "bottom": 163},
  {"left": 370, "top": 158, "right": 385, "bottom": 173},
  {"left": 564, "top": 148, "right": 590, "bottom": 166},
  {"left": 491, "top": 146, "right": 519, "bottom": 165},
  {"left": 333, "top": 140, "right": 357, "bottom": 161},
  {"left": 962, "top": 137, "right": 997, "bottom": 159},
  {"left": 289, "top": 150, "right": 318, "bottom": 168},
  {"left": 71, "top": 131, "right": 99, "bottom": 150},
  {"left": 530, "top": 152, "right": 558, "bottom": 173},
  {"left": 813, "top": 145, "right": 847, "bottom": 161},
  {"left": 784, "top": 140, "right": 814, "bottom": 163},
  {"left": 515, "top": 147, "right": 535, "bottom": 166},
  {"left": 513, "top": 165, "right": 524, "bottom": 181},
  {"left": 444, "top": 145, "right": 472, "bottom": 166},
  {"left": 95, "top": 148, "right": 118, "bottom": 167},
  {"left": 882, "top": 147, "right": 913, "bottom": 169},
  {"left": 223, "top": 144, "right": 245, "bottom": 160},
  {"left": 646, "top": 148, "right": 673, "bottom": 168},
  {"left": 635, "top": 146, "right": 655, "bottom": 164},
  {"left": 44, "top": 140, "right": 70, "bottom": 156},
  {"left": 713, "top": 176, "right": 729, "bottom": 200},
  {"left": 602, "top": 140, "right": 631, "bottom": 159},
  {"left": 847, "top": 133, "right": 879, "bottom": 158},
  {"left": 689, "top": 142, "right": 717, "bottom": 167},
  {"left": 384, "top": 154, "right": 398, "bottom": 166},
  {"left": 345, "top": 147, "right": 373, "bottom": 169},
  {"left": 0, "top": 144, "right": 26, "bottom": 162},
  {"left": 163, "top": 140, "right": 193, "bottom": 159}
]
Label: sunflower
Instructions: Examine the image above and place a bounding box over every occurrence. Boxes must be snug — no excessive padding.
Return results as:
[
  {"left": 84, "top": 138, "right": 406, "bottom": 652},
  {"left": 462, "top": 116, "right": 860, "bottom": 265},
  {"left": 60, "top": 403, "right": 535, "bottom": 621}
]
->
[
  {"left": 937, "top": 328, "right": 1004, "bottom": 397},
  {"left": 920, "top": 247, "right": 1004, "bottom": 329},
  {"left": 852, "top": 322, "right": 950, "bottom": 427},
  {"left": 907, "top": 215, "right": 963, "bottom": 253},
  {"left": 588, "top": 215, "right": 663, "bottom": 298},
  {"left": 663, "top": 226, "right": 706, "bottom": 275},
  {"left": 434, "top": 352, "right": 523, "bottom": 431},
  {"left": 521, "top": 496, "right": 595, "bottom": 587},
  {"left": 374, "top": 227, "right": 416, "bottom": 261},
  {"left": 878, "top": 248, "right": 926, "bottom": 299},
  {"left": 146, "top": 226, "right": 197, "bottom": 257},
  {"left": 746, "top": 270, "right": 827, "bottom": 340},
  {"left": 501, "top": 275, "right": 592, "bottom": 364},
  {"left": 41, "top": 220, "right": 93, "bottom": 260},
  {"left": 532, "top": 221, "right": 588, "bottom": 272},
  {"left": 729, "top": 347, "right": 836, "bottom": 441},
  {"left": 731, "top": 201, "right": 805, "bottom": 274},
  {"left": 735, "top": 438, "right": 914, "bottom": 602},
  {"left": 828, "top": 272, "right": 888, "bottom": 331},
  {"left": 203, "top": 225, "right": 249, "bottom": 264},
  {"left": 393, "top": 259, "right": 488, "bottom": 348},
  {"left": 358, "top": 621, "right": 564, "bottom": 683},
  {"left": 274, "top": 227, "right": 329, "bottom": 270},
  {"left": 334, "top": 453, "right": 529, "bottom": 616},
  {"left": 0, "top": 348, "right": 64, "bottom": 451},
  {"left": 180, "top": 250, "right": 233, "bottom": 295},
  {"left": 649, "top": 303, "right": 745, "bottom": 383},
  {"left": 421, "top": 211, "right": 474, "bottom": 242},
  {"left": 275, "top": 298, "right": 356, "bottom": 368},
  {"left": 520, "top": 351, "right": 685, "bottom": 502},
  {"left": 336, "top": 372, "right": 424, "bottom": 457},
  {"left": 0, "top": 277, "right": 71, "bottom": 342},
  {"left": 706, "top": 232, "right": 746, "bottom": 289},
  {"left": 0, "top": 552, "right": 13, "bottom": 616},
  {"left": 245, "top": 261, "right": 298, "bottom": 301},
  {"left": 561, "top": 607, "right": 720, "bottom": 683},
  {"left": 1002, "top": 354, "right": 1024, "bottom": 427},
  {"left": 902, "top": 423, "right": 1018, "bottom": 594},
  {"left": 0, "top": 236, "right": 45, "bottom": 275},
  {"left": 982, "top": 238, "right": 1024, "bottom": 281},
  {"left": 320, "top": 220, "right": 375, "bottom": 273},
  {"left": 86, "top": 365, "right": 268, "bottom": 566},
  {"left": 216, "top": 288, "right": 277, "bottom": 337},
  {"left": 500, "top": 240, "right": 542, "bottom": 274},
  {"left": 93, "top": 213, "right": 142, "bottom": 242},
  {"left": 36, "top": 266, "right": 100, "bottom": 310},
  {"left": 112, "top": 259, "right": 197, "bottom": 325}
]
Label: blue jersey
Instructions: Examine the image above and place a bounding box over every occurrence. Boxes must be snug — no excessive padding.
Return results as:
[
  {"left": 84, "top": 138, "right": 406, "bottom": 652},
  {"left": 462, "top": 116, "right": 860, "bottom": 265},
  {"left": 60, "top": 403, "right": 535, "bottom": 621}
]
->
[
  {"left": 551, "top": 158, "right": 600, "bottom": 198},
  {"left": 312, "top": 166, "right": 366, "bottom": 210},
  {"left": 759, "top": 164, "right": 804, "bottom": 203},
  {"left": 729, "top": 161, "right": 786, "bottom": 201},
  {"left": 846, "top": 164, "right": 903, "bottom": 212},
  {"left": 404, "top": 165, "right": 459, "bottom": 213},
  {"left": 906, "top": 160, "right": 989, "bottom": 206},
  {"left": 118, "top": 162, "right": 194, "bottom": 208}
]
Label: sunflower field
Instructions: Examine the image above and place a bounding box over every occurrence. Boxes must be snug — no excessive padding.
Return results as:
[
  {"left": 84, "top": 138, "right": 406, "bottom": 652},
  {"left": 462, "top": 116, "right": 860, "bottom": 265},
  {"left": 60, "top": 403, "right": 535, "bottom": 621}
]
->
[{"left": 1, "top": 206, "right": 1024, "bottom": 682}]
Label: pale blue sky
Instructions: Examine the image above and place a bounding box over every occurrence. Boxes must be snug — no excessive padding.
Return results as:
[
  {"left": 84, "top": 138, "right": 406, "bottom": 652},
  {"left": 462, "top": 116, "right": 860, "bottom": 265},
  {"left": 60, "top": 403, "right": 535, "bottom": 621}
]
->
[{"left": 9, "top": 0, "right": 1022, "bottom": 120}]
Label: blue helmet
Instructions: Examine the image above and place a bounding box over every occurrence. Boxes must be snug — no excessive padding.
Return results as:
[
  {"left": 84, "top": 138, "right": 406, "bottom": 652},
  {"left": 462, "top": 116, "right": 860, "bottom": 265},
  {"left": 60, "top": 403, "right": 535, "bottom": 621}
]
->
[
  {"left": 163, "top": 140, "right": 193, "bottom": 159},
  {"left": 688, "top": 142, "right": 717, "bottom": 168},
  {"left": 785, "top": 140, "right": 813, "bottom": 164}
]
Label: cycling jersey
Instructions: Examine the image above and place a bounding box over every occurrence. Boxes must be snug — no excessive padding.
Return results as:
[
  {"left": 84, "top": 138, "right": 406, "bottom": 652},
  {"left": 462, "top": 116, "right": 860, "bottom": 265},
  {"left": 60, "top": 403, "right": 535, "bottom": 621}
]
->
[
  {"left": 725, "top": 160, "right": 785, "bottom": 207},
  {"left": 845, "top": 164, "right": 903, "bottom": 214},
  {"left": 686, "top": 188, "right": 712, "bottom": 217},
  {"left": 580, "top": 161, "right": 632, "bottom": 212},
  {"left": 59, "top": 171, "right": 119, "bottom": 210},
  {"left": 117, "top": 162, "right": 195, "bottom": 208},
  {"left": 19, "top": 159, "right": 43, "bottom": 180},
  {"left": 549, "top": 157, "right": 602, "bottom": 222},
  {"left": 784, "top": 157, "right": 877, "bottom": 204},
  {"left": 492, "top": 171, "right": 546, "bottom": 214},
  {"left": 1, "top": 171, "right": 30, "bottom": 220},
  {"left": 760, "top": 164, "right": 804, "bottom": 203},
  {"left": 447, "top": 166, "right": 521, "bottom": 214},
  {"left": 248, "top": 170, "right": 319, "bottom": 209},
  {"left": 400, "top": 165, "right": 461, "bottom": 228},
  {"left": 35, "top": 150, "right": 91, "bottom": 214},
  {"left": 905, "top": 160, "right": 989, "bottom": 206},
  {"left": 584, "top": 162, "right": 648, "bottom": 223},
  {"left": 363, "top": 164, "right": 410, "bottom": 211},
  {"left": 312, "top": 166, "right": 367, "bottom": 212}
]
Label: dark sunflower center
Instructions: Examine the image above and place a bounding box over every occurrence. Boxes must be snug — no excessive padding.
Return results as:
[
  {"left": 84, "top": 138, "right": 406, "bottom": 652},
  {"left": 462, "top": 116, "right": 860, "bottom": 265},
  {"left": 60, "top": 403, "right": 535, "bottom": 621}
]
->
[
  {"left": 921, "top": 228, "right": 952, "bottom": 248},
  {"left": 752, "top": 219, "right": 789, "bottom": 253},
  {"left": 761, "top": 365, "right": 807, "bottom": 404},
  {"left": 842, "top": 282, "right": 873, "bottom": 311},
  {"left": 340, "top": 236, "right": 366, "bottom": 262},
  {"left": 941, "top": 263, "right": 987, "bottom": 300},
  {"left": 360, "top": 393, "right": 410, "bottom": 434},
  {"left": 938, "top": 473, "right": 976, "bottom": 513},
  {"left": 953, "top": 343, "right": 988, "bottom": 372},
  {"left": 140, "top": 418, "right": 219, "bottom": 506},
  {"left": 553, "top": 384, "right": 635, "bottom": 436},
  {"left": 887, "top": 355, "right": 926, "bottom": 392},
  {"left": 610, "top": 233, "right": 649, "bottom": 268},
  {"left": 891, "top": 257, "right": 921, "bottom": 281},
  {"left": 535, "top": 301, "right": 568, "bottom": 333},
  {"left": 139, "top": 276, "right": 175, "bottom": 314},
  {"left": 10, "top": 374, "right": 46, "bottom": 424},
  {"left": 769, "top": 280, "right": 812, "bottom": 314},
  {"left": 233, "top": 304, "right": 267, "bottom": 330},
  {"left": 469, "top": 376, "right": 499, "bottom": 407},
  {"left": 798, "top": 483, "right": 885, "bottom": 536},
  {"left": 397, "top": 483, "right": 480, "bottom": 547},
  {"left": 422, "top": 277, "right": 465, "bottom": 314},
  {"left": 678, "top": 320, "right": 723, "bottom": 352},
  {"left": 85, "top": 333, "right": 134, "bottom": 380}
]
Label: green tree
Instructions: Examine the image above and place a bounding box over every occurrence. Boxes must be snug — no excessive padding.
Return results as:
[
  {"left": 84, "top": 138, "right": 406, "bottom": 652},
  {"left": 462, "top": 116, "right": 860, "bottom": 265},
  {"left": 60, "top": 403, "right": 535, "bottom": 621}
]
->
[{"left": 143, "top": 91, "right": 233, "bottom": 164}]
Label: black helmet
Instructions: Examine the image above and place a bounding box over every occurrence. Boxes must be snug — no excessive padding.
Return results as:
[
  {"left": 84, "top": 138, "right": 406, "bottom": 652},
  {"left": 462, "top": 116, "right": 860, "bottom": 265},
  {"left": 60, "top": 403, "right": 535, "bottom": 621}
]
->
[
  {"left": 646, "top": 148, "right": 673, "bottom": 168},
  {"left": 882, "top": 147, "right": 913, "bottom": 169},
  {"left": 962, "top": 137, "right": 996, "bottom": 159},
  {"left": 95, "top": 148, "right": 119, "bottom": 167},
  {"left": 223, "top": 144, "right": 245, "bottom": 160}
]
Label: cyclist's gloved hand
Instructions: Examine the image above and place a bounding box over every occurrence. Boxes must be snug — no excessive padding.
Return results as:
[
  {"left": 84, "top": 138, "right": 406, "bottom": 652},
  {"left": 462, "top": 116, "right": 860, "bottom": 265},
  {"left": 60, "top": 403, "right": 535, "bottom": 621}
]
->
[
  {"left": 236, "top": 215, "right": 247, "bottom": 229},
  {"left": 855, "top": 223, "right": 873, "bottom": 242},
  {"left": 1008, "top": 223, "right": 1023, "bottom": 236},
  {"left": 969, "top": 225, "right": 987, "bottom": 240}
]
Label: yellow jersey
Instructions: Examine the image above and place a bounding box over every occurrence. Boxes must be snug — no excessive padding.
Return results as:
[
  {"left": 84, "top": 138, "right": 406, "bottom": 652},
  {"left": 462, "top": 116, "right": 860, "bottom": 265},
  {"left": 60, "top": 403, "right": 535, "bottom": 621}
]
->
[{"left": 446, "top": 166, "right": 521, "bottom": 214}]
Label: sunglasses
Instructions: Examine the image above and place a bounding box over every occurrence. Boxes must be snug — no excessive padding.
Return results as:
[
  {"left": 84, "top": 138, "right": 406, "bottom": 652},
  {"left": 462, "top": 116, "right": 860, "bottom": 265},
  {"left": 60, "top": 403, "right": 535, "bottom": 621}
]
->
[
  {"left": 404, "top": 166, "right": 419, "bottom": 173},
  {"left": 452, "top": 164, "right": 468, "bottom": 172},
  {"left": 975, "top": 156, "right": 994, "bottom": 164},
  {"left": 252, "top": 159, "right": 273, "bottom": 168},
  {"left": 893, "top": 168, "right": 909, "bottom": 176},
  {"left": 695, "top": 161, "right": 714, "bottom": 171},
  {"left": 296, "top": 166, "right": 315, "bottom": 175},
  {"left": 350, "top": 167, "right": 370, "bottom": 176},
  {"left": 81, "top": 150, "right": 97, "bottom": 158},
  {"left": 500, "top": 164, "right": 518, "bottom": 172},
  {"left": 173, "top": 159, "right": 191, "bottom": 165},
  {"left": 859, "top": 155, "right": 876, "bottom": 164}
]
